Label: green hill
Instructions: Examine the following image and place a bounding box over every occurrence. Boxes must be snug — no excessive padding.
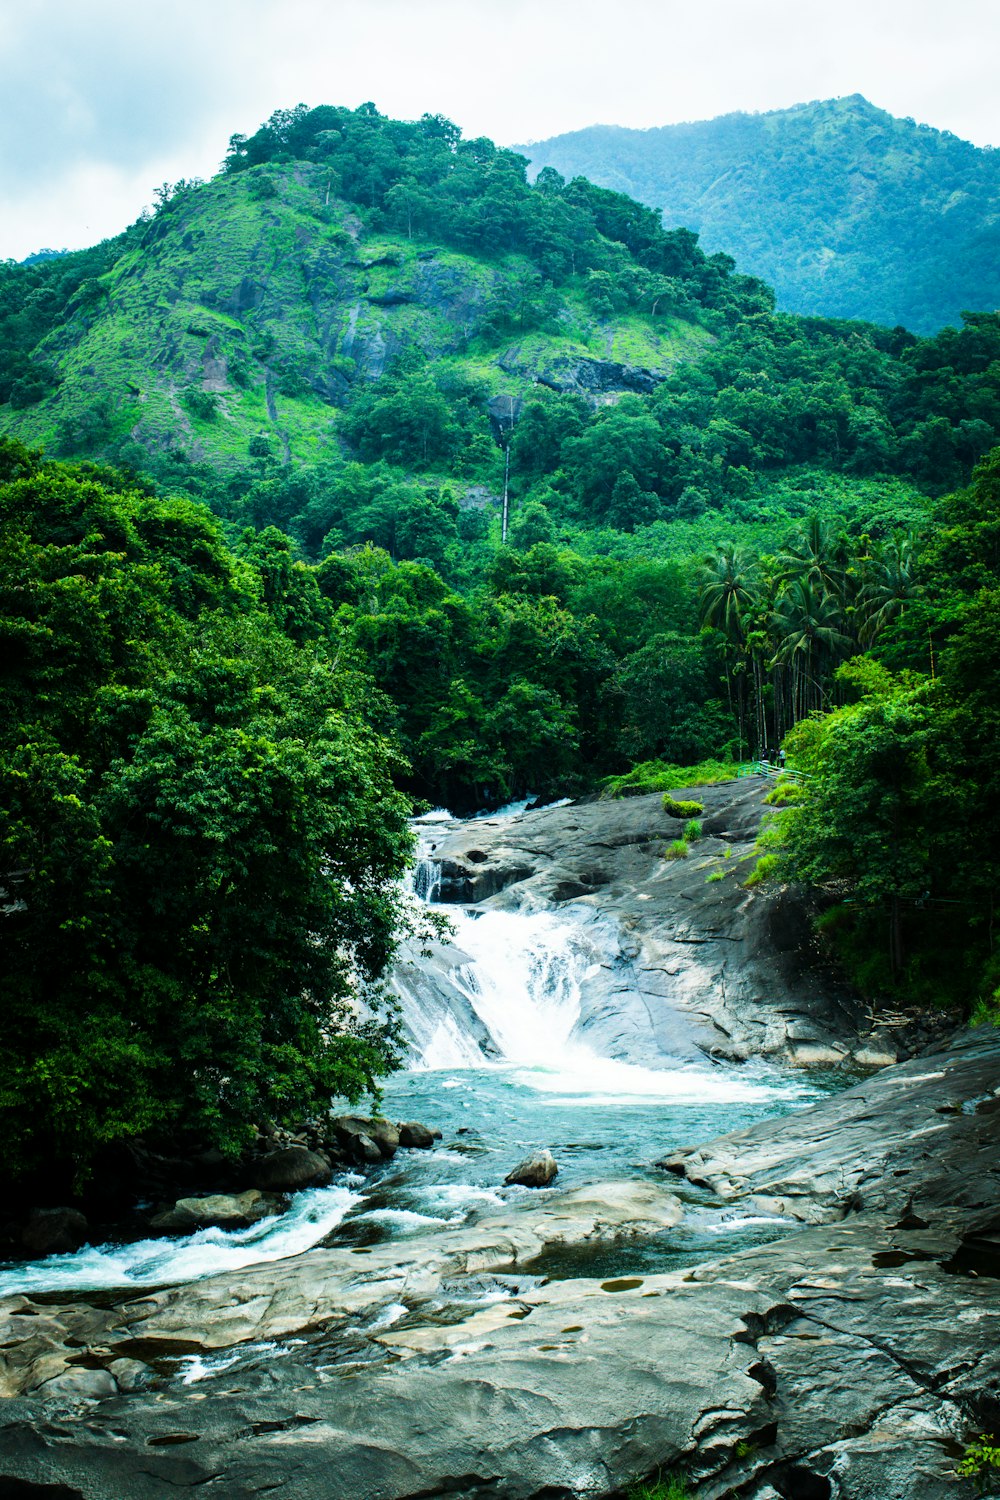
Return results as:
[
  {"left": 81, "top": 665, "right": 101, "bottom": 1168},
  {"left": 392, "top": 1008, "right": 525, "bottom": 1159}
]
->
[
  {"left": 516, "top": 95, "right": 1000, "bottom": 334},
  {"left": 2, "top": 100, "right": 1000, "bottom": 575}
]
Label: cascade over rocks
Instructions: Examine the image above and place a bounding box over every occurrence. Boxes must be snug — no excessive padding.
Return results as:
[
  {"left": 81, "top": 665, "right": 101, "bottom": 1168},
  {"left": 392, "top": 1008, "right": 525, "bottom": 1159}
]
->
[{"left": 396, "top": 783, "right": 955, "bottom": 1070}]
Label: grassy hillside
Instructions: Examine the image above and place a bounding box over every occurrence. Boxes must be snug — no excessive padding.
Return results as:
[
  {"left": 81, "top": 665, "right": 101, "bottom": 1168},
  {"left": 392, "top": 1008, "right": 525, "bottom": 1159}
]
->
[
  {"left": 517, "top": 95, "right": 1000, "bottom": 334},
  {"left": 0, "top": 163, "right": 712, "bottom": 479}
]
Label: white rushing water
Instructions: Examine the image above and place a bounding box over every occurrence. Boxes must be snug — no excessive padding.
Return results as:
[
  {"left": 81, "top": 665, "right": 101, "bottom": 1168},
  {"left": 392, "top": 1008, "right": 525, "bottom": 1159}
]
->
[
  {"left": 0, "top": 1185, "right": 360, "bottom": 1298},
  {"left": 418, "top": 901, "right": 788, "bottom": 1104},
  {"left": 3, "top": 799, "right": 818, "bottom": 1296}
]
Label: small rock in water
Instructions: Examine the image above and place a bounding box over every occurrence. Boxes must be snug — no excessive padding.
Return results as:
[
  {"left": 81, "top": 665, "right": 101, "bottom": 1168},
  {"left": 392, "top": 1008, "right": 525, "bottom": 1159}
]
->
[
  {"left": 21, "top": 1207, "right": 89, "bottom": 1257},
  {"left": 149, "top": 1190, "right": 278, "bottom": 1234},
  {"left": 505, "top": 1149, "right": 559, "bottom": 1188},
  {"left": 252, "top": 1147, "right": 331, "bottom": 1192},
  {"left": 398, "top": 1121, "right": 442, "bottom": 1150}
]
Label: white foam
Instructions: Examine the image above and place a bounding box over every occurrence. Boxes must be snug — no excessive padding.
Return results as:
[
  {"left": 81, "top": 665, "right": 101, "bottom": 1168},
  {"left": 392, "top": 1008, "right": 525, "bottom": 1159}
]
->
[
  {"left": 0, "top": 1185, "right": 361, "bottom": 1298},
  {"left": 178, "top": 1340, "right": 281, "bottom": 1385},
  {"left": 357, "top": 1207, "right": 449, "bottom": 1231}
]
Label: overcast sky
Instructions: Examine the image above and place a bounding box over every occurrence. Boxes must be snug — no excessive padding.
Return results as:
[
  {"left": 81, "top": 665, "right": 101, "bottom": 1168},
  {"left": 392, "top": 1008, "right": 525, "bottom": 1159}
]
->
[{"left": 2, "top": 0, "right": 998, "bottom": 260}]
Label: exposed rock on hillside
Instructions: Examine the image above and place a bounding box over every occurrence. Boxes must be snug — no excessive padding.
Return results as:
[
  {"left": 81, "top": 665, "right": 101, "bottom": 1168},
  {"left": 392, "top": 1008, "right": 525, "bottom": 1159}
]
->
[{"left": 0, "top": 164, "right": 707, "bottom": 469}]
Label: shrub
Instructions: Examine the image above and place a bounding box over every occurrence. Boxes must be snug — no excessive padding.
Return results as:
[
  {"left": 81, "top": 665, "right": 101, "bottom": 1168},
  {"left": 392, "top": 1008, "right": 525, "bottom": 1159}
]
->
[
  {"left": 599, "top": 758, "right": 738, "bottom": 799},
  {"left": 744, "top": 852, "right": 780, "bottom": 887},
  {"left": 182, "top": 388, "right": 219, "bottom": 422},
  {"left": 957, "top": 1432, "right": 1000, "bottom": 1485},
  {"left": 665, "top": 839, "right": 689, "bottom": 860},
  {"left": 683, "top": 818, "right": 702, "bottom": 842},
  {"left": 663, "top": 795, "right": 704, "bottom": 818},
  {"left": 706, "top": 870, "right": 724, "bottom": 883},
  {"left": 627, "top": 1476, "right": 693, "bottom": 1500},
  {"left": 764, "top": 780, "right": 803, "bottom": 806}
]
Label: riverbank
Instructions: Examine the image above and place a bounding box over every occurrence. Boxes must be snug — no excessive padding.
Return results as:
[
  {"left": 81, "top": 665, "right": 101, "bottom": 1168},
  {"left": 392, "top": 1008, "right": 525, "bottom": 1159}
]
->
[{"left": 0, "top": 1025, "right": 997, "bottom": 1497}]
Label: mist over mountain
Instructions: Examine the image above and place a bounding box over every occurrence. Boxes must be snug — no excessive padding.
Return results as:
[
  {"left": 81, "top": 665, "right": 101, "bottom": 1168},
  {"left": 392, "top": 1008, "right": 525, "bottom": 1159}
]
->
[{"left": 516, "top": 95, "right": 1000, "bottom": 334}]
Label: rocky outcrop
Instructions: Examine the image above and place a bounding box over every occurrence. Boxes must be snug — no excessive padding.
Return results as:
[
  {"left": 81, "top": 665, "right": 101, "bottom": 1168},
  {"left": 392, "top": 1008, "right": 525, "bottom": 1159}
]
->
[
  {"left": 505, "top": 1149, "right": 559, "bottom": 1187},
  {"left": 250, "top": 1146, "right": 332, "bottom": 1192},
  {"left": 149, "top": 1191, "right": 278, "bottom": 1234},
  {"left": 499, "top": 346, "right": 670, "bottom": 398},
  {"left": 19, "top": 1208, "right": 88, "bottom": 1258},
  {"left": 400, "top": 784, "right": 955, "bottom": 1070},
  {"left": 0, "top": 1030, "right": 997, "bottom": 1497}
]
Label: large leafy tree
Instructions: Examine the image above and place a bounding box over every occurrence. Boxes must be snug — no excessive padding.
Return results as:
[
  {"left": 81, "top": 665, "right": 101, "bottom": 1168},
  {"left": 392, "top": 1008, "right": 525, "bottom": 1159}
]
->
[{"left": 0, "top": 445, "right": 413, "bottom": 1184}]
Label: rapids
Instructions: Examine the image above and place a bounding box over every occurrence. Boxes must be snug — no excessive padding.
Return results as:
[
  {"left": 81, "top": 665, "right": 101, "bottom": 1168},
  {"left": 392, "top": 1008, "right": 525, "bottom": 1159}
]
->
[{"left": 1, "top": 800, "right": 836, "bottom": 1296}]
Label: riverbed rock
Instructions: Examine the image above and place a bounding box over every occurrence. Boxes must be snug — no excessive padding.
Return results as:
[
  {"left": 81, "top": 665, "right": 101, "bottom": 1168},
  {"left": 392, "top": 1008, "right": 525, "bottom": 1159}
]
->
[
  {"left": 250, "top": 1147, "right": 331, "bottom": 1192},
  {"left": 0, "top": 1034, "right": 998, "bottom": 1495},
  {"left": 397, "top": 1121, "right": 441, "bottom": 1149},
  {"left": 505, "top": 1148, "right": 558, "bottom": 1187},
  {"left": 149, "top": 1190, "right": 278, "bottom": 1234},
  {"left": 328, "top": 1115, "right": 400, "bottom": 1159},
  {"left": 19, "top": 1207, "right": 89, "bottom": 1258}
]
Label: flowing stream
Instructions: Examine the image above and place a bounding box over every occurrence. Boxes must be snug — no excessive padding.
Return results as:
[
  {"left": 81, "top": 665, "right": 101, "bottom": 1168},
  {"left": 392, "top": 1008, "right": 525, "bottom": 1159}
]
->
[{"left": 1, "top": 801, "right": 836, "bottom": 1297}]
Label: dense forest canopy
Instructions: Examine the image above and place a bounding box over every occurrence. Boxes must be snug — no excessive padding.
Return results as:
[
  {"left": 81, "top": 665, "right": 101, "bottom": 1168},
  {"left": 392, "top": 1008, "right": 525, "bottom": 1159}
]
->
[
  {"left": 518, "top": 95, "right": 1000, "bottom": 334},
  {"left": 0, "top": 440, "right": 415, "bottom": 1185}
]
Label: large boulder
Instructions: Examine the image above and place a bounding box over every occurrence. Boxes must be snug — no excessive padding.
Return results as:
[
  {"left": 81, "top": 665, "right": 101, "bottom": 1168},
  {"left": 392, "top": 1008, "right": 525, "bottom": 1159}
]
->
[
  {"left": 149, "top": 1191, "right": 279, "bottom": 1235},
  {"left": 328, "top": 1115, "right": 400, "bottom": 1160},
  {"left": 251, "top": 1147, "right": 331, "bottom": 1192},
  {"left": 505, "top": 1148, "right": 558, "bottom": 1187},
  {"left": 398, "top": 1121, "right": 441, "bottom": 1150},
  {"left": 20, "top": 1207, "right": 89, "bottom": 1257}
]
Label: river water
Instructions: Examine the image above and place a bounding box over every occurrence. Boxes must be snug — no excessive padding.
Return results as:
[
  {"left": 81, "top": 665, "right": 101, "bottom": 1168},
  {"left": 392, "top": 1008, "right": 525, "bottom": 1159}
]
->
[{"left": 0, "top": 802, "right": 838, "bottom": 1298}]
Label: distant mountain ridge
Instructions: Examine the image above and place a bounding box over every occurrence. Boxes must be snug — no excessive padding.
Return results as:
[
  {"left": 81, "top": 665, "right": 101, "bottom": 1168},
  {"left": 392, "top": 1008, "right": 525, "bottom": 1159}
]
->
[{"left": 515, "top": 96, "right": 1000, "bottom": 333}]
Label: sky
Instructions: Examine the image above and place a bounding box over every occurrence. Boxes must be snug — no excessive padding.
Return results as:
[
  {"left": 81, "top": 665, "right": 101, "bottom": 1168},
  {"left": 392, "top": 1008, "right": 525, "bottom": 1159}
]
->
[{"left": 2, "top": 0, "right": 998, "bottom": 261}]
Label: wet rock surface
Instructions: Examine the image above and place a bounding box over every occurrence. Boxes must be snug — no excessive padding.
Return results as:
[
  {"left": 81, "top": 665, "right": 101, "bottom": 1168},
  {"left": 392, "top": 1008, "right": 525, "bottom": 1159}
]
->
[
  {"left": 505, "top": 1149, "right": 559, "bottom": 1187},
  {"left": 0, "top": 1030, "right": 997, "bottom": 1497},
  {"left": 404, "top": 784, "right": 957, "bottom": 1069}
]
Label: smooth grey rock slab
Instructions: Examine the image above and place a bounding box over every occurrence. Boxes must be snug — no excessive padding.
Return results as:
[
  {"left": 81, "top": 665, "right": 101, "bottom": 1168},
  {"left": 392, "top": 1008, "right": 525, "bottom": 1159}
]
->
[{"left": 0, "top": 1034, "right": 998, "bottom": 1496}]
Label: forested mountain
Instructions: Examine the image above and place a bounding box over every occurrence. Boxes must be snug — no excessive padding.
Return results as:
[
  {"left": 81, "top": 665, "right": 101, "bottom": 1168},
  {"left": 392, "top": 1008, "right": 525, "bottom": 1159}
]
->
[
  {"left": 517, "top": 95, "right": 1000, "bottom": 334},
  {"left": 4, "top": 102, "right": 1000, "bottom": 1179}
]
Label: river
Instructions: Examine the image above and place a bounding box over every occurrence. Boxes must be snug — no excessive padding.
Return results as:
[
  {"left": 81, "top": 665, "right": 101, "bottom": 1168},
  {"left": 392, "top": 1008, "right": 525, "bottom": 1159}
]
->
[{"left": 0, "top": 802, "right": 838, "bottom": 1298}]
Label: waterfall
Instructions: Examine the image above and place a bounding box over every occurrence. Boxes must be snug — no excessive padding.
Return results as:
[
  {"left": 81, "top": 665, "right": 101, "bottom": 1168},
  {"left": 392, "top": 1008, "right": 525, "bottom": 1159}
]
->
[
  {"left": 411, "top": 857, "right": 442, "bottom": 904},
  {"left": 395, "top": 808, "right": 782, "bottom": 1102},
  {"left": 447, "top": 908, "right": 591, "bottom": 1066}
]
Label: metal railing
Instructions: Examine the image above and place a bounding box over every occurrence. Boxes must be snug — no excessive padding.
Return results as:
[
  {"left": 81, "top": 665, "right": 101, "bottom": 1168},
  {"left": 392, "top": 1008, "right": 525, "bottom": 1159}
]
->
[{"left": 736, "top": 760, "right": 807, "bottom": 781}]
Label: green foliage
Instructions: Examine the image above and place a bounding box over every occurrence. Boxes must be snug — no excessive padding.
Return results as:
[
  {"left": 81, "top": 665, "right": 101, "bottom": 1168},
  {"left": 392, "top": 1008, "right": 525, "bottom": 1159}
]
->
[
  {"left": 745, "top": 852, "right": 780, "bottom": 887},
  {"left": 706, "top": 870, "right": 724, "bottom": 883},
  {"left": 683, "top": 818, "right": 703, "bottom": 841},
  {"left": 0, "top": 446, "right": 413, "bottom": 1184},
  {"left": 764, "top": 781, "right": 804, "bottom": 806},
  {"left": 521, "top": 96, "right": 1000, "bottom": 333},
  {"left": 665, "top": 839, "right": 690, "bottom": 861},
  {"left": 957, "top": 1433, "right": 1000, "bottom": 1488},
  {"left": 662, "top": 796, "right": 705, "bottom": 818},
  {"left": 182, "top": 387, "right": 220, "bottom": 422},
  {"left": 627, "top": 1475, "right": 693, "bottom": 1500},
  {"left": 601, "top": 760, "right": 736, "bottom": 798}
]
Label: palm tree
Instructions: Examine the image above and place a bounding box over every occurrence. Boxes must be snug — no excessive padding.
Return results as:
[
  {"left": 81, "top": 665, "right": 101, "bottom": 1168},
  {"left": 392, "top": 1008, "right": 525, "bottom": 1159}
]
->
[
  {"left": 770, "top": 578, "right": 854, "bottom": 722},
  {"left": 776, "top": 514, "right": 848, "bottom": 601},
  {"left": 857, "top": 535, "right": 920, "bottom": 645},
  {"left": 700, "top": 546, "right": 760, "bottom": 755}
]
